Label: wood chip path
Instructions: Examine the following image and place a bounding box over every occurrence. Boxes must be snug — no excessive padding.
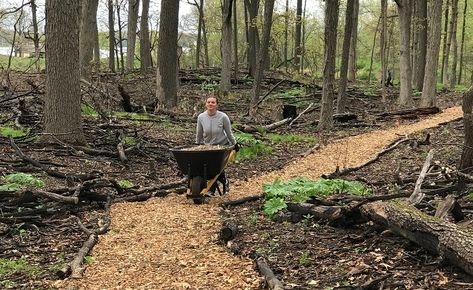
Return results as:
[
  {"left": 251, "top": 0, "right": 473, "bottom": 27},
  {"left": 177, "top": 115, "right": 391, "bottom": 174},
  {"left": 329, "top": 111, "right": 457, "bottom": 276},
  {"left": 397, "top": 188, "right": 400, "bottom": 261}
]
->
[{"left": 59, "top": 106, "right": 462, "bottom": 290}]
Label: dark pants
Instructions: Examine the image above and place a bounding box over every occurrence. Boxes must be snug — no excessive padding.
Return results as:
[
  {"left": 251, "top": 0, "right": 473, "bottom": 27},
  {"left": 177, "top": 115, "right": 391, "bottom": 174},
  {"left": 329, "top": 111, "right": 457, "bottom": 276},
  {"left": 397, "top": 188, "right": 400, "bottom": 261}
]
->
[{"left": 209, "top": 171, "right": 227, "bottom": 194}]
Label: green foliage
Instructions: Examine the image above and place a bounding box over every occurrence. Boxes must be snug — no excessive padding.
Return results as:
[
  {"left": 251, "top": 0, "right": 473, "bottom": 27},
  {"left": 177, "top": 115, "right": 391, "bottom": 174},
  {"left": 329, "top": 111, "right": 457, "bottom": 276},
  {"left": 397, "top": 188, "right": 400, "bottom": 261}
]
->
[
  {"left": 299, "top": 251, "right": 311, "bottom": 265},
  {"left": 83, "top": 256, "right": 94, "bottom": 264},
  {"left": 0, "top": 55, "right": 45, "bottom": 71},
  {"left": 112, "top": 112, "right": 153, "bottom": 121},
  {"left": 121, "top": 135, "right": 137, "bottom": 146},
  {"left": 267, "top": 133, "right": 317, "bottom": 143},
  {"left": 199, "top": 80, "right": 219, "bottom": 91},
  {"left": 117, "top": 179, "right": 134, "bottom": 189},
  {"left": 81, "top": 104, "right": 99, "bottom": 117},
  {"left": 263, "top": 197, "right": 287, "bottom": 218},
  {"left": 236, "top": 143, "right": 273, "bottom": 161},
  {"left": 0, "top": 173, "right": 44, "bottom": 192},
  {"left": 0, "top": 126, "right": 29, "bottom": 138},
  {"left": 277, "top": 87, "right": 306, "bottom": 98},
  {"left": 0, "top": 258, "right": 41, "bottom": 276},
  {"left": 262, "top": 177, "right": 371, "bottom": 218}
]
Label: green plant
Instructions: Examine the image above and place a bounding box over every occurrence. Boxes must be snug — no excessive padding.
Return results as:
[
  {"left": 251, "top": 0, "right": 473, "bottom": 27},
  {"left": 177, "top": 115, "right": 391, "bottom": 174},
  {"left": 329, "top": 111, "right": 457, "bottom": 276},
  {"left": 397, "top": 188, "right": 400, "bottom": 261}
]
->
[
  {"left": 299, "top": 251, "right": 311, "bottom": 265},
  {"left": 112, "top": 112, "right": 153, "bottom": 121},
  {"left": 249, "top": 214, "right": 258, "bottom": 225},
  {"left": 81, "top": 103, "right": 99, "bottom": 117},
  {"left": 117, "top": 179, "right": 134, "bottom": 189},
  {"left": 0, "top": 126, "right": 29, "bottom": 138},
  {"left": 0, "top": 173, "right": 45, "bottom": 192},
  {"left": 278, "top": 87, "right": 306, "bottom": 98},
  {"left": 121, "top": 135, "right": 137, "bottom": 146},
  {"left": 262, "top": 177, "right": 371, "bottom": 217},
  {"left": 0, "top": 258, "right": 41, "bottom": 276},
  {"left": 83, "top": 256, "right": 94, "bottom": 264}
]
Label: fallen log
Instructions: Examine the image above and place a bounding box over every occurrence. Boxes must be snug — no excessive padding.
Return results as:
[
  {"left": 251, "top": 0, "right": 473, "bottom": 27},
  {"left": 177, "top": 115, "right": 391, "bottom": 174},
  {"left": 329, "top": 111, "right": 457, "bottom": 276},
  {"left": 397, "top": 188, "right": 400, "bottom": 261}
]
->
[
  {"left": 286, "top": 202, "right": 366, "bottom": 226},
  {"left": 220, "top": 194, "right": 264, "bottom": 207},
  {"left": 361, "top": 201, "right": 473, "bottom": 276},
  {"left": 220, "top": 220, "right": 238, "bottom": 242},
  {"left": 434, "top": 195, "right": 464, "bottom": 222},
  {"left": 256, "top": 257, "right": 284, "bottom": 290}
]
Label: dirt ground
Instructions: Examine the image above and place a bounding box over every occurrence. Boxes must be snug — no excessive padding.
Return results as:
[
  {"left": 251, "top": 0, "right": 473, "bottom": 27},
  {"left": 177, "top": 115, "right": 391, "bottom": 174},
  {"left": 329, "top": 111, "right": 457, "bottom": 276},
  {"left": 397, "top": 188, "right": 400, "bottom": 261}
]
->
[{"left": 0, "top": 71, "right": 471, "bottom": 289}]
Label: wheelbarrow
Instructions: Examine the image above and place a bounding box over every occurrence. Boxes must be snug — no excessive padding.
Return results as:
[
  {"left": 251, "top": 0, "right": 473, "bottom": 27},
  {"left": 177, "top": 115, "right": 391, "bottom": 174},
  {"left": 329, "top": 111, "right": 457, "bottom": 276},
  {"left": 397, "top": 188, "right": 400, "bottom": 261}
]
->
[{"left": 170, "top": 145, "right": 236, "bottom": 204}]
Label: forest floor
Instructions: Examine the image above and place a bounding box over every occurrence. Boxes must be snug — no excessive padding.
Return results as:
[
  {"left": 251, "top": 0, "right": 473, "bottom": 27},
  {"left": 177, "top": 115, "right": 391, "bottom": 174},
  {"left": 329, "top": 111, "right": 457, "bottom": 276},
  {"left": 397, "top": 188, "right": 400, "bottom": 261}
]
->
[{"left": 0, "top": 70, "right": 471, "bottom": 289}]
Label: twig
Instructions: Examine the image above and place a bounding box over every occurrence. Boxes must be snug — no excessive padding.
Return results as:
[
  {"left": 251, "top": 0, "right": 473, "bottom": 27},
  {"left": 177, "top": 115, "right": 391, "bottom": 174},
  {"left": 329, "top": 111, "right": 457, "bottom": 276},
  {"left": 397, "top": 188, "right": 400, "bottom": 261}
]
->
[{"left": 289, "top": 102, "right": 314, "bottom": 126}]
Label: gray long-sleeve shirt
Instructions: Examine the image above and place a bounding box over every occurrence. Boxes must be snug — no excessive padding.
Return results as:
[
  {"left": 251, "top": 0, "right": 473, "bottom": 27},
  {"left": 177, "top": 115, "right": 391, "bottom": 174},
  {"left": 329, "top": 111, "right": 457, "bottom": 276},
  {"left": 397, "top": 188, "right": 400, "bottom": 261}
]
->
[{"left": 196, "top": 111, "right": 236, "bottom": 146}]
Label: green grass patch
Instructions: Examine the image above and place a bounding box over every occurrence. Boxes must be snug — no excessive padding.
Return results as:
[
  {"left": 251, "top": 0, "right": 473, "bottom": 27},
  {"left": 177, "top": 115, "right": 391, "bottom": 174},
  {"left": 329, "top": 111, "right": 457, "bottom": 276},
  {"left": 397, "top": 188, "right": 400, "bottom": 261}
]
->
[
  {"left": 0, "top": 173, "right": 45, "bottom": 192},
  {"left": 81, "top": 103, "right": 99, "bottom": 117},
  {"left": 121, "top": 135, "right": 137, "bottom": 146},
  {"left": 278, "top": 87, "right": 306, "bottom": 98},
  {"left": 267, "top": 133, "right": 317, "bottom": 143},
  {"left": 117, "top": 179, "right": 134, "bottom": 189},
  {"left": 0, "top": 126, "right": 29, "bottom": 138},
  {"left": 262, "top": 177, "right": 371, "bottom": 218},
  {"left": 0, "top": 258, "right": 41, "bottom": 276},
  {"left": 0, "top": 55, "right": 45, "bottom": 71},
  {"left": 112, "top": 111, "right": 153, "bottom": 121}
]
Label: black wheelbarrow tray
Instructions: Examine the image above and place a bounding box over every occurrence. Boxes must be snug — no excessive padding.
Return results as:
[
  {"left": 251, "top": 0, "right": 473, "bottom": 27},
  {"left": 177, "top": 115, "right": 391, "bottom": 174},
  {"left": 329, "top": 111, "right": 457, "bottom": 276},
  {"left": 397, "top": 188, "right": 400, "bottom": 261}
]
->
[{"left": 170, "top": 145, "right": 236, "bottom": 204}]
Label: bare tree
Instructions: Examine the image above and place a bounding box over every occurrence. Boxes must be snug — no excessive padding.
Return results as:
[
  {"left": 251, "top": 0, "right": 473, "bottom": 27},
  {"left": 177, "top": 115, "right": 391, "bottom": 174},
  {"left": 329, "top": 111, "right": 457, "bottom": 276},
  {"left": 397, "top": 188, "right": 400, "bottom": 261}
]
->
[
  {"left": 420, "top": 0, "right": 444, "bottom": 107},
  {"left": 318, "top": 0, "right": 339, "bottom": 130},
  {"left": 43, "top": 0, "right": 85, "bottom": 144},
  {"left": 155, "top": 0, "right": 179, "bottom": 110}
]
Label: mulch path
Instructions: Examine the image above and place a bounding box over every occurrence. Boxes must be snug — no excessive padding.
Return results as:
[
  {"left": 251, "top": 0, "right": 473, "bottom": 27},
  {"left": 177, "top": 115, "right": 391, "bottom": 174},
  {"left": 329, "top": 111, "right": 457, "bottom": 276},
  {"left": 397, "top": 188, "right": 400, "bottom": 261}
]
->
[{"left": 58, "top": 106, "right": 463, "bottom": 289}]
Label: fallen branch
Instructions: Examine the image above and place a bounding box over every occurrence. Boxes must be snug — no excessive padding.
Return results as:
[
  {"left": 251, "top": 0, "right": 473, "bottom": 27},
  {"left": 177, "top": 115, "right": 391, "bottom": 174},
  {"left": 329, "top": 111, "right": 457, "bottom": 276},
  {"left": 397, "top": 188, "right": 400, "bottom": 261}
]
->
[
  {"left": 408, "top": 149, "right": 434, "bottom": 205},
  {"left": 220, "top": 194, "right": 264, "bottom": 207},
  {"left": 289, "top": 102, "right": 314, "bottom": 126},
  {"left": 256, "top": 257, "right": 284, "bottom": 290}
]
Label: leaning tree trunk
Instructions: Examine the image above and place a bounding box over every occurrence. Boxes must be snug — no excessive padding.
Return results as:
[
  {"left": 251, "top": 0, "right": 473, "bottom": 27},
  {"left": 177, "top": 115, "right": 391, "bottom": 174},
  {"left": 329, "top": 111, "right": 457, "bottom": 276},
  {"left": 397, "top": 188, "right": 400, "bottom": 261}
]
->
[
  {"left": 140, "top": 0, "right": 152, "bottom": 72},
  {"left": 336, "top": 0, "right": 355, "bottom": 113},
  {"left": 220, "top": 0, "right": 233, "bottom": 93},
  {"left": 43, "top": 0, "right": 85, "bottom": 145},
  {"left": 318, "top": 0, "right": 339, "bottom": 130},
  {"left": 155, "top": 0, "right": 179, "bottom": 110},
  {"left": 397, "top": 0, "right": 413, "bottom": 108},
  {"left": 460, "top": 88, "right": 473, "bottom": 172},
  {"left": 347, "top": 0, "right": 359, "bottom": 82},
  {"left": 420, "top": 0, "right": 444, "bottom": 107}
]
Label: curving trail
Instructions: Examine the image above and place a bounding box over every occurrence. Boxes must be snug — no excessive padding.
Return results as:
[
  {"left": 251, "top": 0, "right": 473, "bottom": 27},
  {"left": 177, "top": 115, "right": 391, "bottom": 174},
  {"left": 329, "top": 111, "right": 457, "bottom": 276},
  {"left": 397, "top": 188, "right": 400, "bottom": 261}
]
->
[{"left": 59, "top": 106, "right": 462, "bottom": 290}]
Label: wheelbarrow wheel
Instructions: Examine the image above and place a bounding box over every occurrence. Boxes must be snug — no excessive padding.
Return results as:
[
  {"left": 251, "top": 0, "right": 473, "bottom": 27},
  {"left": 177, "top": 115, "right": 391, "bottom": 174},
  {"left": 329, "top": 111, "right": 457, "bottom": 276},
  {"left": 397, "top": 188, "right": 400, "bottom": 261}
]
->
[{"left": 191, "top": 176, "right": 205, "bottom": 204}]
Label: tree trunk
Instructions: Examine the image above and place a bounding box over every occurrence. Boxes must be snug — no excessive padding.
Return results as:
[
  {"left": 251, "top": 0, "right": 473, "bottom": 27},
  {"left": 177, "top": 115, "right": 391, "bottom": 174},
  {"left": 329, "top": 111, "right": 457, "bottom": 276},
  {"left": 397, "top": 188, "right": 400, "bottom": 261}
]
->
[
  {"left": 457, "top": 0, "right": 467, "bottom": 84},
  {"left": 93, "top": 21, "right": 100, "bottom": 69},
  {"left": 420, "top": 0, "right": 443, "bottom": 107},
  {"left": 108, "top": 0, "right": 115, "bottom": 72},
  {"left": 116, "top": 0, "right": 125, "bottom": 74},
  {"left": 30, "top": 0, "right": 40, "bottom": 73},
  {"left": 442, "top": 0, "right": 452, "bottom": 87},
  {"left": 194, "top": 0, "right": 204, "bottom": 68},
  {"left": 155, "top": 0, "right": 179, "bottom": 110},
  {"left": 79, "top": 0, "right": 99, "bottom": 79},
  {"left": 336, "top": 0, "right": 355, "bottom": 113},
  {"left": 300, "top": 0, "right": 307, "bottom": 72},
  {"left": 140, "top": 0, "right": 152, "bottom": 72},
  {"left": 126, "top": 0, "right": 140, "bottom": 70},
  {"left": 294, "top": 0, "right": 303, "bottom": 71},
  {"left": 449, "top": 0, "right": 459, "bottom": 88},
  {"left": 318, "top": 0, "right": 339, "bottom": 130},
  {"left": 248, "top": 0, "right": 275, "bottom": 118},
  {"left": 220, "top": 0, "right": 233, "bottom": 93},
  {"left": 233, "top": 0, "right": 238, "bottom": 79},
  {"left": 244, "top": 0, "right": 260, "bottom": 78},
  {"left": 347, "top": 0, "right": 359, "bottom": 82},
  {"left": 362, "top": 201, "right": 473, "bottom": 276},
  {"left": 284, "top": 0, "right": 289, "bottom": 73},
  {"left": 43, "top": 0, "right": 85, "bottom": 145},
  {"left": 367, "top": 16, "right": 380, "bottom": 83},
  {"left": 460, "top": 88, "right": 473, "bottom": 171},
  {"left": 412, "top": 0, "right": 427, "bottom": 91},
  {"left": 380, "top": 0, "right": 387, "bottom": 102},
  {"left": 397, "top": 0, "right": 413, "bottom": 108},
  {"left": 441, "top": 0, "right": 450, "bottom": 83}
]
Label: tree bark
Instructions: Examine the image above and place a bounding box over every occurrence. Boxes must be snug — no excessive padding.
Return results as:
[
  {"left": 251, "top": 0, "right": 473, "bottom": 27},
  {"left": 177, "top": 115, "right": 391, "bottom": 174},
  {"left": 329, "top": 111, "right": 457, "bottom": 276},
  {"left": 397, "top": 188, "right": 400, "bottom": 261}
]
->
[
  {"left": 412, "top": 0, "right": 427, "bottom": 91},
  {"left": 460, "top": 88, "right": 473, "bottom": 171},
  {"left": 449, "top": 0, "right": 459, "bottom": 88},
  {"left": 244, "top": 0, "right": 260, "bottom": 77},
  {"left": 140, "top": 0, "right": 152, "bottom": 71},
  {"left": 79, "top": 0, "right": 99, "bottom": 79},
  {"left": 220, "top": 0, "right": 233, "bottom": 93},
  {"left": 420, "top": 0, "right": 444, "bottom": 107},
  {"left": 442, "top": 0, "right": 452, "bottom": 87},
  {"left": 126, "top": 0, "right": 140, "bottom": 70},
  {"left": 249, "top": 0, "right": 275, "bottom": 118},
  {"left": 155, "top": 0, "right": 179, "bottom": 110},
  {"left": 457, "top": 0, "right": 467, "bottom": 84},
  {"left": 108, "top": 0, "right": 115, "bottom": 72},
  {"left": 397, "top": 0, "right": 413, "bottom": 108},
  {"left": 294, "top": 0, "right": 303, "bottom": 71},
  {"left": 30, "top": 0, "right": 40, "bottom": 73},
  {"left": 318, "top": 0, "right": 339, "bottom": 130},
  {"left": 336, "top": 0, "right": 355, "bottom": 113},
  {"left": 347, "top": 0, "right": 359, "bottom": 82},
  {"left": 380, "top": 0, "right": 387, "bottom": 103},
  {"left": 43, "top": 0, "right": 85, "bottom": 145},
  {"left": 233, "top": 0, "right": 238, "bottom": 79}
]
